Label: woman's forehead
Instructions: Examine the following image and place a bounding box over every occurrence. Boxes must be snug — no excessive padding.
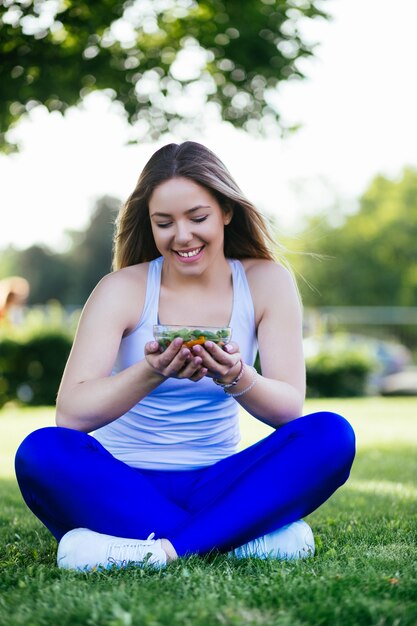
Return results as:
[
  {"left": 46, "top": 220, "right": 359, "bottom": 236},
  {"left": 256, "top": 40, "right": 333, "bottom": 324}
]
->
[{"left": 149, "top": 178, "right": 217, "bottom": 213}]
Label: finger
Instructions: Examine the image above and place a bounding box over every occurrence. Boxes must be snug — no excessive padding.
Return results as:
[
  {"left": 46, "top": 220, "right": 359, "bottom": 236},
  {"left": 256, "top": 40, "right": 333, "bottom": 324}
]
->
[
  {"left": 194, "top": 343, "right": 241, "bottom": 377},
  {"left": 175, "top": 357, "right": 204, "bottom": 382},
  {"left": 144, "top": 340, "right": 162, "bottom": 354},
  {"left": 167, "top": 337, "right": 186, "bottom": 353},
  {"left": 145, "top": 337, "right": 190, "bottom": 377},
  {"left": 204, "top": 341, "right": 238, "bottom": 365},
  {"left": 191, "top": 343, "right": 227, "bottom": 361},
  {"left": 146, "top": 336, "right": 183, "bottom": 358},
  {"left": 190, "top": 348, "right": 241, "bottom": 378},
  {"left": 162, "top": 346, "right": 192, "bottom": 375},
  {"left": 158, "top": 338, "right": 188, "bottom": 369},
  {"left": 223, "top": 341, "right": 239, "bottom": 354},
  {"left": 189, "top": 345, "right": 224, "bottom": 374},
  {"left": 176, "top": 354, "right": 203, "bottom": 378},
  {"left": 189, "top": 367, "right": 208, "bottom": 382}
]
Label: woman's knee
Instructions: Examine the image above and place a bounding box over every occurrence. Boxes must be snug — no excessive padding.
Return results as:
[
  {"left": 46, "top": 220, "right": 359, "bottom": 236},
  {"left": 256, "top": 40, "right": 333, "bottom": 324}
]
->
[
  {"left": 304, "top": 411, "right": 356, "bottom": 465},
  {"left": 263, "top": 411, "right": 355, "bottom": 463},
  {"left": 15, "top": 426, "right": 84, "bottom": 480}
]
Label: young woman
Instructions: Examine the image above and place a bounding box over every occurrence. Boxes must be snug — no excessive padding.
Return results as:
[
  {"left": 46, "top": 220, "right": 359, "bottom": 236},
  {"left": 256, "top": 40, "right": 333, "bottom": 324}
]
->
[{"left": 15, "top": 141, "right": 355, "bottom": 570}]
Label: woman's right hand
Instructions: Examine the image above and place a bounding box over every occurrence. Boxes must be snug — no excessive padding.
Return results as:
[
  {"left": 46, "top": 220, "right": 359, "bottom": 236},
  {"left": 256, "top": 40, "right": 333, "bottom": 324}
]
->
[{"left": 144, "top": 338, "right": 208, "bottom": 382}]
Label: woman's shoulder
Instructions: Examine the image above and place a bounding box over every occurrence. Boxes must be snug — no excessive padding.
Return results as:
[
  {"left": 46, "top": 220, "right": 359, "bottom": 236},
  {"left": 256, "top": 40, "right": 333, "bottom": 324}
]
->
[
  {"left": 97, "top": 262, "right": 151, "bottom": 305},
  {"left": 114, "top": 262, "right": 150, "bottom": 281},
  {"left": 98, "top": 262, "right": 150, "bottom": 290},
  {"left": 86, "top": 263, "right": 151, "bottom": 333},
  {"left": 239, "top": 257, "right": 293, "bottom": 284},
  {"left": 239, "top": 258, "right": 298, "bottom": 311}
]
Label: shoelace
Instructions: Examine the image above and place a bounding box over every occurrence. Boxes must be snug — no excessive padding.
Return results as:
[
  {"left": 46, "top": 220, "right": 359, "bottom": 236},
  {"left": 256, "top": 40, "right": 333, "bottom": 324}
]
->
[{"left": 106, "top": 533, "right": 157, "bottom": 567}]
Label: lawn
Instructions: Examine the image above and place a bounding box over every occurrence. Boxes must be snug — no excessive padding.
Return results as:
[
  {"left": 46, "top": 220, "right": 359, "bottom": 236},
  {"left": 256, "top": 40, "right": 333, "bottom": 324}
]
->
[{"left": 0, "top": 398, "right": 416, "bottom": 626}]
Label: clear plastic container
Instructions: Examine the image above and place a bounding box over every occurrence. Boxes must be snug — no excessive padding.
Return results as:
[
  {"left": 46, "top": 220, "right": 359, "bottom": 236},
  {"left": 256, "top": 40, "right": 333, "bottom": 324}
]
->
[{"left": 153, "top": 325, "right": 232, "bottom": 350}]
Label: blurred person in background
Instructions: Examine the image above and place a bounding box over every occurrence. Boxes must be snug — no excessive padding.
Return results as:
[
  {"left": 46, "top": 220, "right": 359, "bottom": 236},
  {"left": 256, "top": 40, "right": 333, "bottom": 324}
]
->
[{"left": 0, "top": 276, "right": 29, "bottom": 326}]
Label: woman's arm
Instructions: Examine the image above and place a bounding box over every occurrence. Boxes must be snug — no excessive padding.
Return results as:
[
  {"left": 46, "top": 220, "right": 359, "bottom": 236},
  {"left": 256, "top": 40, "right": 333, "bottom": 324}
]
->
[
  {"left": 56, "top": 267, "right": 207, "bottom": 432},
  {"left": 55, "top": 269, "right": 165, "bottom": 432},
  {"left": 193, "top": 261, "right": 305, "bottom": 428},
  {"left": 237, "top": 260, "right": 306, "bottom": 426}
]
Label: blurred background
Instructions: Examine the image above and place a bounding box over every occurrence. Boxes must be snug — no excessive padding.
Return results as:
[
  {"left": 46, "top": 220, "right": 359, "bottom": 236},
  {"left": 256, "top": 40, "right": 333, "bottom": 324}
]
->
[{"left": 1, "top": 0, "right": 417, "bottom": 406}]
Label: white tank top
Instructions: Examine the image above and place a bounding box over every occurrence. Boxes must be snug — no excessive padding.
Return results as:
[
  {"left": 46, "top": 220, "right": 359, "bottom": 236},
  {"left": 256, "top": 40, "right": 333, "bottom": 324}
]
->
[{"left": 93, "top": 257, "right": 258, "bottom": 470}]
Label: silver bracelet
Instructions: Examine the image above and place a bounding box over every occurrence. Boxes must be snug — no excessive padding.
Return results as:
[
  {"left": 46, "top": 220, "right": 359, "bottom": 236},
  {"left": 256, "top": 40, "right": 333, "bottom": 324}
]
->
[
  {"left": 224, "top": 366, "right": 258, "bottom": 398},
  {"left": 213, "top": 359, "right": 244, "bottom": 389}
]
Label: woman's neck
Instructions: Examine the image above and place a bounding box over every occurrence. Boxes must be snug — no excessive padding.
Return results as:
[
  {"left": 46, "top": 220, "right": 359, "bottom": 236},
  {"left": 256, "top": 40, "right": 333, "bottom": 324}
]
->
[
  {"left": 161, "top": 255, "right": 231, "bottom": 291},
  {"left": 158, "top": 256, "right": 233, "bottom": 327}
]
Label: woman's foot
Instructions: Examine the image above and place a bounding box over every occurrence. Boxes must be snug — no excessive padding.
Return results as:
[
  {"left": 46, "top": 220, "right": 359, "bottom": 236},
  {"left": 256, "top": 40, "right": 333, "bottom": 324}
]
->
[
  {"left": 230, "top": 519, "right": 315, "bottom": 560},
  {"left": 57, "top": 528, "right": 172, "bottom": 571}
]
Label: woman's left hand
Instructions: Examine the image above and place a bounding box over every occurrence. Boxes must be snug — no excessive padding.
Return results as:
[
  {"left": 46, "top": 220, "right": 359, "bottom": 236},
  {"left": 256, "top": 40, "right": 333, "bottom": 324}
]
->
[{"left": 190, "top": 341, "right": 242, "bottom": 384}]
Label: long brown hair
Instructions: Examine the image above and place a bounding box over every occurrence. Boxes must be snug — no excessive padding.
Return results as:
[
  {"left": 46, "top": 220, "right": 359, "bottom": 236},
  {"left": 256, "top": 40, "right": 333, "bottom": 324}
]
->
[{"left": 113, "top": 141, "right": 278, "bottom": 270}]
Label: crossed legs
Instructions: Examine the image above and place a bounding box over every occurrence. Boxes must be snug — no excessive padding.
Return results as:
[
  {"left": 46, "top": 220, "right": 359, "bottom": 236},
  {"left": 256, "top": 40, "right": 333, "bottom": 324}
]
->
[{"left": 15, "top": 412, "right": 355, "bottom": 557}]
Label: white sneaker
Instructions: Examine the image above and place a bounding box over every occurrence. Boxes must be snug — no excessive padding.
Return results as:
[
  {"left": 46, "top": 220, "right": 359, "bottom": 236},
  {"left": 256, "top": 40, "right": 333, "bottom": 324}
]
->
[
  {"left": 57, "top": 528, "right": 167, "bottom": 571},
  {"left": 230, "top": 520, "right": 315, "bottom": 560}
]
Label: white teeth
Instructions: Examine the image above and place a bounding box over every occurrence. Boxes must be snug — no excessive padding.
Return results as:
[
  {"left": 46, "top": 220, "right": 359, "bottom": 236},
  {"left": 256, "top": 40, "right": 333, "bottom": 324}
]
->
[{"left": 177, "top": 247, "right": 202, "bottom": 258}]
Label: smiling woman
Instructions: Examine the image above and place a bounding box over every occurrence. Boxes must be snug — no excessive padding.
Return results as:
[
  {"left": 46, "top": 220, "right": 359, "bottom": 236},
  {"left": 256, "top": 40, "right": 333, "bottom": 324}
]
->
[
  {"left": 113, "top": 141, "right": 276, "bottom": 270},
  {"left": 14, "top": 141, "right": 355, "bottom": 573},
  {"left": 148, "top": 177, "right": 231, "bottom": 278}
]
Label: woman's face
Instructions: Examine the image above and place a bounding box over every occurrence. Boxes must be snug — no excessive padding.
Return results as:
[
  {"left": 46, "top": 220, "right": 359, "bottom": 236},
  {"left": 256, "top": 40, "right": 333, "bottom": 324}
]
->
[{"left": 149, "top": 177, "right": 231, "bottom": 275}]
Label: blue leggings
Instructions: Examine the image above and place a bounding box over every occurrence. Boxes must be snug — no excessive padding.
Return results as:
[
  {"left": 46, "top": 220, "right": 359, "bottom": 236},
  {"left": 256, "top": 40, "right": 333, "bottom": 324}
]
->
[{"left": 15, "top": 412, "right": 355, "bottom": 557}]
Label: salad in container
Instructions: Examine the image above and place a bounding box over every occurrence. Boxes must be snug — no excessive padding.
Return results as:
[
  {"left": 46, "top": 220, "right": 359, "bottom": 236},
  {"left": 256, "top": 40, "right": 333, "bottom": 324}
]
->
[{"left": 153, "top": 325, "right": 232, "bottom": 351}]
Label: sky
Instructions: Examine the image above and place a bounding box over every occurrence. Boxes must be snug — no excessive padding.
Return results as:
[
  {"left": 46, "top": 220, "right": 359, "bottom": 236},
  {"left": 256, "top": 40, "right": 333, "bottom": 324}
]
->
[{"left": 1, "top": 0, "right": 417, "bottom": 251}]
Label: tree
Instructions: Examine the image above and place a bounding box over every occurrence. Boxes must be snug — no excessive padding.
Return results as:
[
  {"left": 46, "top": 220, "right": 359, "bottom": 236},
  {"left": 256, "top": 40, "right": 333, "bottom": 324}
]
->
[
  {"left": 12, "top": 244, "right": 72, "bottom": 304},
  {"left": 0, "top": 0, "right": 328, "bottom": 152},
  {"left": 1, "top": 196, "right": 118, "bottom": 305},
  {"left": 293, "top": 168, "right": 417, "bottom": 307},
  {"left": 64, "top": 195, "right": 119, "bottom": 304}
]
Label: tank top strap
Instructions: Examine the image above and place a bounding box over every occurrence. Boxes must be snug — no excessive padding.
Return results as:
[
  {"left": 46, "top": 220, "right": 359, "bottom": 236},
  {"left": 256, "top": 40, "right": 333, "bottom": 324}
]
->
[
  {"left": 140, "top": 256, "right": 163, "bottom": 327},
  {"left": 228, "top": 258, "right": 256, "bottom": 335}
]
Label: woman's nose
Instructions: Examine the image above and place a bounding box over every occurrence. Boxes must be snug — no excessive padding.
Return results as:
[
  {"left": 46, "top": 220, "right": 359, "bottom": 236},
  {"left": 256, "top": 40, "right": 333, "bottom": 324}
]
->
[{"left": 175, "top": 222, "right": 193, "bottom": 244}]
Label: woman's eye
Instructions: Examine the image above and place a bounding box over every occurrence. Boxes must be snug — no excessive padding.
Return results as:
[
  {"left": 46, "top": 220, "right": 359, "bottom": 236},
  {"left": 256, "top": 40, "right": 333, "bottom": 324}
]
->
[
  {"left": 156, "top": 222, "right": 172, "bottom": 228},
  {"left": 192, "top": 216, "right": 207, "bottom": 223}
]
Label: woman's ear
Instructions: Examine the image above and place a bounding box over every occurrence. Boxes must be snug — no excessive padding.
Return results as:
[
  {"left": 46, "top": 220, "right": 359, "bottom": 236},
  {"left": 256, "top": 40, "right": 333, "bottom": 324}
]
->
[{"left": 223, "top": 204, "right": 234, "bottom": 225}]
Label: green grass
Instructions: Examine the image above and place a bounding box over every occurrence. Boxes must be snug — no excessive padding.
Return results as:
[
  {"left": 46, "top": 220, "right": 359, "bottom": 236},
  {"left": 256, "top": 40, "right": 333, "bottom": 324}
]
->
[{"left": 1, "top": 398, "right": 417, "bottom": 626}]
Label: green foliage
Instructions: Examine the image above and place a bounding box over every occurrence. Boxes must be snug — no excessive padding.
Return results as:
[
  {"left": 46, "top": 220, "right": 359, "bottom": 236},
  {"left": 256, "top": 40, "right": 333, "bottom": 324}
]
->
[
  {"left": 0, "top": 0, "right": 328, "bottom": 152},
  {"left": 0, "top": 302, "right": 77, "bottom": 407},
  {"left": 64, "top": 195, "right": 118, "bottom": 304},
  {"left": 0, "top": 333, "right": 72, "bottom": 407},
  {"left": 293, "top": 167, "right": 417, "bottom": 308},
  {"left": 0, "top": 300, "right": 80, "bottom": 342},
  {"left": 6, "top": 243, "right": 74, "bottom": 304},
  {"left": 0, "top": 245, "right": 19, "bottom": 278},
  {"left": 256, "top": 337, "right": 376, "bottom": 398},
  {"left": 306, "top": 348, "right": 375, "bottom": 398}
]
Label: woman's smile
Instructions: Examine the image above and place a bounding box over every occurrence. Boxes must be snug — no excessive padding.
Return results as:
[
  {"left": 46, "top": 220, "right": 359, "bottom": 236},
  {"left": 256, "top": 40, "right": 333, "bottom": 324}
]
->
[{"left": 173, "top": 245, "right": 205, "bottom": 262}]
